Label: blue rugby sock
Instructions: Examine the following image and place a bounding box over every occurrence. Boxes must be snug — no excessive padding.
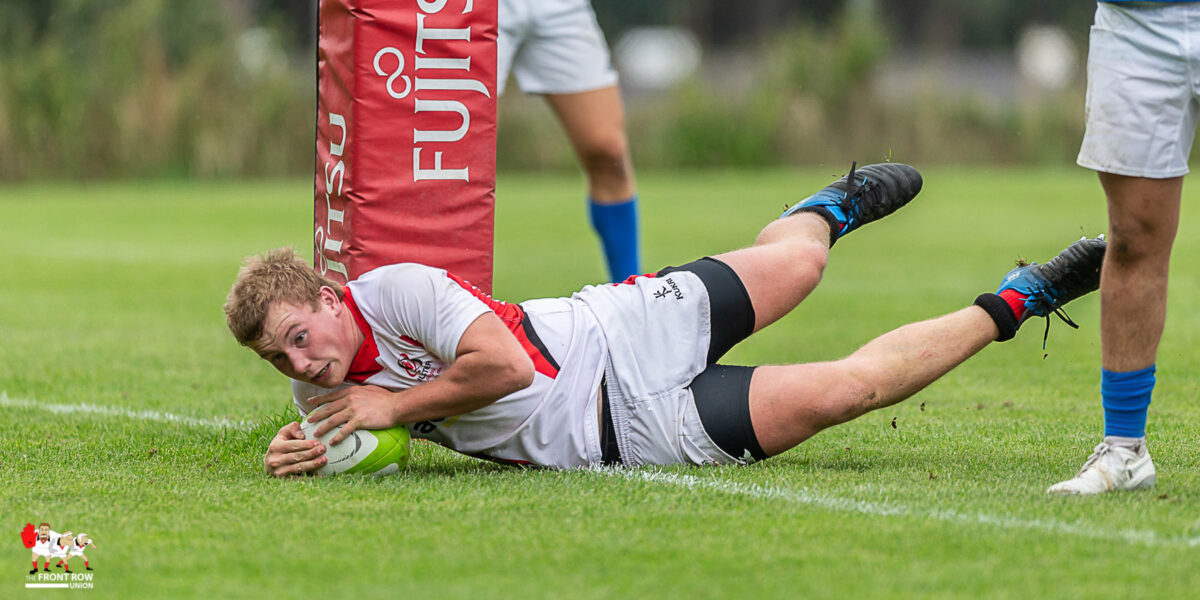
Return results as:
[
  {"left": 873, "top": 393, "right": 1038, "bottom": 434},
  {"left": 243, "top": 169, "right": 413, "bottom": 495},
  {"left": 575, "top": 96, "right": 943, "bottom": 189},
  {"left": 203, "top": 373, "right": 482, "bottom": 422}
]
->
[
  {"left": 588, "top": 196, "right": 641, "bottom": 282},
  {"left": 1101, "top": 365, "right": 1155, "bottom": 439}
]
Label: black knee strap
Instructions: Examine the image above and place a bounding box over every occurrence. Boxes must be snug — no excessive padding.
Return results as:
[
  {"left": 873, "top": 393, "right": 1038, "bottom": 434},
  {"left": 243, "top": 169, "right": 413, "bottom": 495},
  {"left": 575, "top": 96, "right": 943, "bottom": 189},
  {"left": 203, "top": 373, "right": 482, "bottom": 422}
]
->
[{"left": 974, "top": 293, "right": 1018, "bottom": 342}]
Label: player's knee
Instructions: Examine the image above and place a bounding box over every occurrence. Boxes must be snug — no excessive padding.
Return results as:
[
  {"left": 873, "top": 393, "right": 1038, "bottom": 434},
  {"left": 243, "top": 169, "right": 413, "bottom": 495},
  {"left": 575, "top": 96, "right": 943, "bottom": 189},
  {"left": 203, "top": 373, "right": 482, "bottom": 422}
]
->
[
  {"left": 780, "top": 239, "right": 828, "bottom": 287},
  {"left": 578, "top": 135, "right": 631, "bottom": 182},
  {"left": 1108, "top": 227, "right": 1168, "bottom": 265},
  {"left": 1108, "top": 214, "right": 1173, "bottom": 264},
  {"left": 797, "top": 240, "right": 828, "bottom": 275}
]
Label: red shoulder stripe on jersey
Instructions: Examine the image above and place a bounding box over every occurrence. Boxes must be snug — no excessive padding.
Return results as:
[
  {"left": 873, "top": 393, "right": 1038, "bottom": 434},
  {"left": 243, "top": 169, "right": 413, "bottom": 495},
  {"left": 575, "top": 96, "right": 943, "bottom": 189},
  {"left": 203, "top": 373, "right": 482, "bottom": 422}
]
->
[
  {"left": 444, "top": 272, "right": 559, "bottom": 379},
  {"left": 341, "top": 287, "right": 384, "bottom": 383},
  {"left": 518, "top": 313, "right": 561, "bottom": 372}
]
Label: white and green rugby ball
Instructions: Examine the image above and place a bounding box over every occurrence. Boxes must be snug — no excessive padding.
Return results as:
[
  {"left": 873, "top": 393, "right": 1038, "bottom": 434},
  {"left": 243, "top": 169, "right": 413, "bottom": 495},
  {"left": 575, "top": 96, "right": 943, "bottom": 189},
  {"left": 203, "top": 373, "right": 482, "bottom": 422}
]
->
[{"left": 300, "top": 419, "right": 410, "bottom": 476}]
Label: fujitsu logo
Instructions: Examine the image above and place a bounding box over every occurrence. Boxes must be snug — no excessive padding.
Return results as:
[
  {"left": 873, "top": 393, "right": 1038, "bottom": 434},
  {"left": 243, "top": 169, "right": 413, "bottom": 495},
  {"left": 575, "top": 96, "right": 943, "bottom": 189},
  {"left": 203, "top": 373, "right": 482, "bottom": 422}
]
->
[
  {"left": 316, "top": 111, "right": 349, "bottom": 282},
  {"left": 370, "top": 0, "right": 491, "bottom": 183}
]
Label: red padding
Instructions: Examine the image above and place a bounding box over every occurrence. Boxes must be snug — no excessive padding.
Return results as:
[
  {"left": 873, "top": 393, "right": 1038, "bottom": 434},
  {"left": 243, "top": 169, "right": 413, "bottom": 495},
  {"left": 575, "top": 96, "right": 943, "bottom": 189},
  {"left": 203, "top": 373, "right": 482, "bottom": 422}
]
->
[{"left": 316, "top": 0, "right": 498, "bottom": 292}]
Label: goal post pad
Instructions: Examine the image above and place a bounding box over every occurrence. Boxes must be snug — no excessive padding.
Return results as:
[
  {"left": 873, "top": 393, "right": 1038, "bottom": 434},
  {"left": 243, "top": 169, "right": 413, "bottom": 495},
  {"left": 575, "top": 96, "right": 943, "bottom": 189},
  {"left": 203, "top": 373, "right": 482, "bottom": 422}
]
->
[{"left": 316, "top": 0, "right": 498, "bottom": 292}]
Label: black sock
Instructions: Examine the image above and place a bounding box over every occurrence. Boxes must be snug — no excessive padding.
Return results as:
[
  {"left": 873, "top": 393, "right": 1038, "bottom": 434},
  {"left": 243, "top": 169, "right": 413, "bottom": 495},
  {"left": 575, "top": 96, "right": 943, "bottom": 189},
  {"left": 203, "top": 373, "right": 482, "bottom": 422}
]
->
[{"left": 974, "top": 293, "right": 1018, "bottom": 342}]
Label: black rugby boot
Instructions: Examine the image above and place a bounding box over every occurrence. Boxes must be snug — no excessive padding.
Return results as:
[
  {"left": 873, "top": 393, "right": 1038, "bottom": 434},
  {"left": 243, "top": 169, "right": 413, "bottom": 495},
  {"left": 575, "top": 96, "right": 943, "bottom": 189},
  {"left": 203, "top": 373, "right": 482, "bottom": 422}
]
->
[{"left": 782, "top": 161, "right": 923, "bottom": 246}]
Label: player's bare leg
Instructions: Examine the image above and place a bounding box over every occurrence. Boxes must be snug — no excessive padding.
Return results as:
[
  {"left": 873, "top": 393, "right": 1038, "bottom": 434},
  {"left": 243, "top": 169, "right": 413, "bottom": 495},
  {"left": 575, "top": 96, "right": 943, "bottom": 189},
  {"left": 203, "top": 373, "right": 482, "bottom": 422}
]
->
[
  {"left": 1048, "top": 174, "right": 1180, "bottom": 495},
  {"left": 713, "top": 214, "right": 832, "bottom": 332},
  {"left": 545, "top": 86, "right": 635, "bottom": 202},
  {"left": 751, "top": 306, "right": 998, "bottom": 454},
  {"left": 546, "top": 86, "right": 640, "bottom": 281},
  {"left": 748, "top": 236, "right": 1106, "bottom": 457},
  {"left": 716, "top": 163, "right": 923, "bottom": 332},
  {"left": 1098, "top": 173, "right": 1179, "bottom": 371}
]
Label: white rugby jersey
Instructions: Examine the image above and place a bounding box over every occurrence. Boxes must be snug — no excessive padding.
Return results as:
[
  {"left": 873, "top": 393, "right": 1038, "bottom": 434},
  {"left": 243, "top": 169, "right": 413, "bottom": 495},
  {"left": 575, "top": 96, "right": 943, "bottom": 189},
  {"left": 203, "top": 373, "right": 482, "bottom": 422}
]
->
[
  {"left": 70, "top": 537, "right": 93, "bottom": 555},
  {"left": 291, "top": 263, "right": 608, "bottom": 468},
  {"left": 32, "top": 532, "right": 57, "bottom": 554}
]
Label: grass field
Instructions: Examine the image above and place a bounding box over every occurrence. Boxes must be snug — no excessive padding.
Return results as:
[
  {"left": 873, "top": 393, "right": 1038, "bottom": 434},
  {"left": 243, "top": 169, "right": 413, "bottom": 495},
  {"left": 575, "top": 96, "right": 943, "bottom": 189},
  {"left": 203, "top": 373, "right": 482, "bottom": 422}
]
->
[{"left": 3, "top": 167, "right": 1199, "bottom": 598}]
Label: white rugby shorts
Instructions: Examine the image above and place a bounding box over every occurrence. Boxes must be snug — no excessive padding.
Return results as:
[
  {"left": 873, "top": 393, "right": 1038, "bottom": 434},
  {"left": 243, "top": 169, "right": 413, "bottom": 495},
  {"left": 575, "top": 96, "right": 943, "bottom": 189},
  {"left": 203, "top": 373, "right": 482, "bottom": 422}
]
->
[
  {"left": 577, "top": 269, "right": 741, "bottom": 466},
  {"left": 1078, "top": 2, "right": 1200, "bottom": 178},
  {"left": 497, "top": 0, "right": 619, "bottom": 95}
]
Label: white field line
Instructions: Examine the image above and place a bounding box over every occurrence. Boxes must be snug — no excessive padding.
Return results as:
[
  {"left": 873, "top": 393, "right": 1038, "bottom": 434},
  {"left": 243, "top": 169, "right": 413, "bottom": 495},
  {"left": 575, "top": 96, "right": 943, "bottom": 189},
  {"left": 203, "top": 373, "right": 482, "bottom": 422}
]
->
[
  {"left": 597, "top": 469, "right": 1200, "bottom": 550},
  {"left": 0, "top": 393, "right": 255, "bottom": 431},
  {"left": 6, "top": 391, "right": 1197, "bottom": 548}
]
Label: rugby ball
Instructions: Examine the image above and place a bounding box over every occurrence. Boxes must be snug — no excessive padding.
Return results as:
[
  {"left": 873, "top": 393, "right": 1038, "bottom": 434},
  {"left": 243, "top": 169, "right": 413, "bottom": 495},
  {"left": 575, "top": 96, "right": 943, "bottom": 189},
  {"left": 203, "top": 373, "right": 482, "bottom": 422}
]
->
[{"left": 300, "top": 419, "right": 410, "bottom": 476}]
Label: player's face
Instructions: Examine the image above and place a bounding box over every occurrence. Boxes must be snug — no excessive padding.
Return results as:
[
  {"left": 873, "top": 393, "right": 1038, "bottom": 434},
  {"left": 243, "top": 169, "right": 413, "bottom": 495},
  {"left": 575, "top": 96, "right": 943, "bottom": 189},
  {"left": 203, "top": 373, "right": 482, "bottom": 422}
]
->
[
  {"left": 253, "top": 288, "right": 358, "bottom": 387},
  {"left": 38, "top": 525, "right": 49, "bottom": 537}
]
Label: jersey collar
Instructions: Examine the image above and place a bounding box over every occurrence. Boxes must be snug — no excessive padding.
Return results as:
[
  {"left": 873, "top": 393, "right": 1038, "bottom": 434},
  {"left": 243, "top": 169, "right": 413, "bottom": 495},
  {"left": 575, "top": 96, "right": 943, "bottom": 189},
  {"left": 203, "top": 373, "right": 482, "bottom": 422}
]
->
[{"left": 340, "top": 286, "right": 383, "bottom": 383}]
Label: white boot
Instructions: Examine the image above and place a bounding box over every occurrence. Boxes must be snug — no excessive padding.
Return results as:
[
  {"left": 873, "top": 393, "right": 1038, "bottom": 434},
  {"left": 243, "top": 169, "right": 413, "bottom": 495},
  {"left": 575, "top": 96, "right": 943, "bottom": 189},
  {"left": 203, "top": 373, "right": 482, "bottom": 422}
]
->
[{"left": 1046, "top": 439, "right": 1156, "bottom": 495}]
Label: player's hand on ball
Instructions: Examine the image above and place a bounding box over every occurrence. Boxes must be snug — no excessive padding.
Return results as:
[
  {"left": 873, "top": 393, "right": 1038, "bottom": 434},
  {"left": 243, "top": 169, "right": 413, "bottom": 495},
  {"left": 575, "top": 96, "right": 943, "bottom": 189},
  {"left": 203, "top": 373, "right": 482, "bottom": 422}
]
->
[
  {"left": 305, "top": 385, "right": 400, "bottom": 445},
  {"left": 263, "top": 421, "right": 328, "bottom": 478}
]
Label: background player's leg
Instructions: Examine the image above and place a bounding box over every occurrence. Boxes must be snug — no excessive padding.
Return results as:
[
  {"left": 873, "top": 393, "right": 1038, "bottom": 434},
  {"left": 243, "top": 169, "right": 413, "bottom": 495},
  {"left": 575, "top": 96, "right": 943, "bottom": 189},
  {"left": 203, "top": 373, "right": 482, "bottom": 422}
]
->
[
  {"left": 1045, "top": 173, "right": 1180, "bottom": 494},
  {"left": 749, "top": 306, "right": 999, "bottom": 456},
  {"left": 545, "top": 87, "right": 640, "bottom": 281},
  {"left": 1097, "top": 173, "right": 1178, "bottom": 387},
  {"left": 545, "top": 86, "right": 635, "bottom": 201}
]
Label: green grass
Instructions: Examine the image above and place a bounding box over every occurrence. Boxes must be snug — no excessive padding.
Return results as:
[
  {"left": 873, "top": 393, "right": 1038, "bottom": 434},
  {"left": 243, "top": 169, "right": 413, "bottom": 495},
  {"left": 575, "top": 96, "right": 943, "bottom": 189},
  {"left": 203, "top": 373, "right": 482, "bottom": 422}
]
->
[{"left": 3, "top": 168, "right": 1200, "bottom": 598}]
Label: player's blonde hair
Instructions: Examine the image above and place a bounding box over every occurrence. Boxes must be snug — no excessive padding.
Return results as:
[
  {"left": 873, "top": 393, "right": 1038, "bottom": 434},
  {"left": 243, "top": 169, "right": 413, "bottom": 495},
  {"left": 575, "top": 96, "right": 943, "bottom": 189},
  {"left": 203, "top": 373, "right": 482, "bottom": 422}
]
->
[{"left": 223, "top": 248, "right": 343, "bottom": 346}]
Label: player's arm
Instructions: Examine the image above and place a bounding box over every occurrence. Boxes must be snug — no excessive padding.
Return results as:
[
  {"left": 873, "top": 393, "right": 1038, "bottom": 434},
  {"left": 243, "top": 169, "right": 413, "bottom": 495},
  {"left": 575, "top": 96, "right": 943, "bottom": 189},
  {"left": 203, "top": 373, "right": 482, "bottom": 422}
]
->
[
  {"left": 394, "top": 310, "right": 536, "bottom": 421},
  {"left": 306, "top": 311, "right": 534, "bottom": 444}
]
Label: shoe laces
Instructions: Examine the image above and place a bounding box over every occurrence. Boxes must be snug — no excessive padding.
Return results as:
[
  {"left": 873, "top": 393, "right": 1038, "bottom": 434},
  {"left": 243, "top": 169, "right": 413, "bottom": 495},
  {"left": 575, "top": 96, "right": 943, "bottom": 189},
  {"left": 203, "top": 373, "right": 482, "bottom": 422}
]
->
[
  {"left": 1076, "top": 442, "right": 1112, "bottom": 476},
  {"left": 842, "top": 161, "right": 886, "bottom": 221},
  {"left": 833, "top": 161, "right": 861, "bottom": 230},
  {"left": 844, "top": 161, "right": 859, "bottom": 200},
  {"left": 1037, "top": 306, "right": 1079, "bottom": 350},
  {"left": 1017, "top": 268, "right": 1080, "bottom": 350}
]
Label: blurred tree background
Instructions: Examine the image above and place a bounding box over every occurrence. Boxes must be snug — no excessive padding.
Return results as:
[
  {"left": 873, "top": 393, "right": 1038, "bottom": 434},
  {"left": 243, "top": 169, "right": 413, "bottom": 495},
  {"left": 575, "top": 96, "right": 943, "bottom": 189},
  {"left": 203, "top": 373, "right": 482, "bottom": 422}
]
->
[{"left": 0, "top": 0, "right": 1100, "bottom": 180}]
